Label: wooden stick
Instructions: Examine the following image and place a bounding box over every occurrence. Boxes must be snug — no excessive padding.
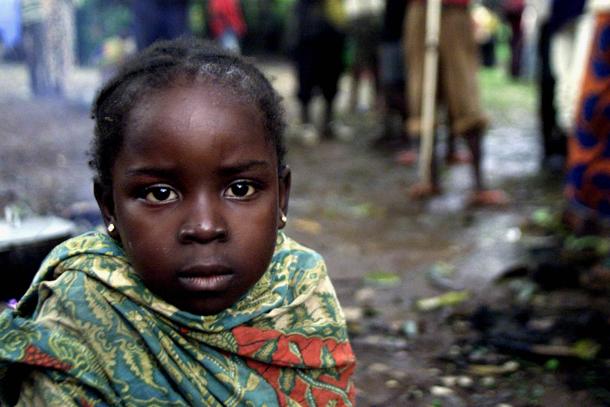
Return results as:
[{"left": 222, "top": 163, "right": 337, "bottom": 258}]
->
[{"left": 418, "top": 0, "right": 442, "bottom": 185}]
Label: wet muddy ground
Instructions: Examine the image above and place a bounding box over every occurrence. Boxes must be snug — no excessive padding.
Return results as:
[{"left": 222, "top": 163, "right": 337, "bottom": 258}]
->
[{"left": 1, "top": 60, "right": 603, "bottom": 406}]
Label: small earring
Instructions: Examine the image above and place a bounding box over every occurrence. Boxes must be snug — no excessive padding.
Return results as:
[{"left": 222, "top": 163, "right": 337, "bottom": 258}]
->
[
  {"left": 107, "top": 223, "right": 115, "bottom": 233},
  {"left": 280, "top": 212, "right": 287, "bottom": 224}
]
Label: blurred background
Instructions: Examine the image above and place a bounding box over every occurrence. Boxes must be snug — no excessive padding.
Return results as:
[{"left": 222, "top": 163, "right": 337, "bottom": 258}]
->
[{"left": 1, "top": 0, "right": 610, "bottom": 405}]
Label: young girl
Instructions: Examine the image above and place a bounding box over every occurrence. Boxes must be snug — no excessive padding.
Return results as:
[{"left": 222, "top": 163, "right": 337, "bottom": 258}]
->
[{"left": 0, "top": 38, "right": 356, "bottom": 406}]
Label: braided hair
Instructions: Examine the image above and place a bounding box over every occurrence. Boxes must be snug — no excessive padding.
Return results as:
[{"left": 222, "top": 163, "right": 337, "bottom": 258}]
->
[{"left": 89, "top": 37, "right": 286, "bottom": 189}]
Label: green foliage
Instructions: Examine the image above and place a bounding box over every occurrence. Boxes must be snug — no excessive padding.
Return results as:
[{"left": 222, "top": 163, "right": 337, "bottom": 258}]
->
[
  {"left": 564, "top": 235, "right": 610, "bottom": 257},
  {"left": 364, "top": 270, "right": 401, "bottom": 286},
  {"left": 544, "top": 358, "right": 560, "bottom": 371},
  {"left": 571, "top": 339, "right": 601, "bottom": 360},
  {"left": 479, "top": 66, "right": 536, "bottom": 118}
]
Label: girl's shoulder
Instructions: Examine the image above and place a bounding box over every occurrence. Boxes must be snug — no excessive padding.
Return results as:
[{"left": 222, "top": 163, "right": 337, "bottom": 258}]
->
[
  {"left": 274, "top": 231, "right": 326, "bottom": 268},
  {"left": 46, "top": 231, "right": 125, "bottom": 262},
  {"left": 39, "top": 231, "right": 128, "bottom": 280},
  {"left": 13, "top": 231, "right": 129, "bottom": 316},
  {"left": 268, "top": 232, "right": 329, "bottom": 302}
]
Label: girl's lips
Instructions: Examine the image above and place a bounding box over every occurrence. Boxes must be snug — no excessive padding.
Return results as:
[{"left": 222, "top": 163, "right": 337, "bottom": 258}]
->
[
  {"left": 178, "top": 274, "right": 233, "bottom": 291},
  {"left": 177, "top": 264, "right": 233, "bottom": 292}
]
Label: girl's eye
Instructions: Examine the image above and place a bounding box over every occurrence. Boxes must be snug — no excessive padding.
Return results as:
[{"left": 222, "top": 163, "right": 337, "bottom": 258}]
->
[
  {"left": 143, "top": 186, "right": 178, "bottom": 203},
  {"left": 225, "top": 182, "right": 256, "bottom": 199}
]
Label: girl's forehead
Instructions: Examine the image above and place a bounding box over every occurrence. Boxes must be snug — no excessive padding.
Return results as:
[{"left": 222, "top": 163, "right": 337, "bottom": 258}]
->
[
  {"left": 130, "top": 83, "right": 263, "bottom": 134},
  {"left": 141, "top": 81, "right": 251, "bottom": 110},
  {"left": 122, "top": 83, "right": 276, "bottom": 163}
]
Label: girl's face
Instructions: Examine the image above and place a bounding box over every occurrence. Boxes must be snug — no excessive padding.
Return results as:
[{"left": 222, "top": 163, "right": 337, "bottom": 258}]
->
[{"left": 97, "top": 83, "right": 290, "bottom": 315}]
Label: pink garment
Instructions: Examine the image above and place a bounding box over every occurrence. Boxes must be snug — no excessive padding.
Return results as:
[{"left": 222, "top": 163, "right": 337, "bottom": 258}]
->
[{"left": 208, "top": 0, "right": 246, "bottom": 38}]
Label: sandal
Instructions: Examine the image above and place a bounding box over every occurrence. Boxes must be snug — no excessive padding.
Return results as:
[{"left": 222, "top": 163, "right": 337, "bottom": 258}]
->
[
  {"left": 395, "top": 149, "right": 418, "bottom": 166},
  {"left": 409, "top": 182, "right": 442, "bottom": 200},
  {"left": 467, "top": 189, "right": 510, "bottom": 207}
]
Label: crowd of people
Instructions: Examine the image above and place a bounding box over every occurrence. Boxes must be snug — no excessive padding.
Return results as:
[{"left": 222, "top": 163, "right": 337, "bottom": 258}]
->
[
  {"left": 287, "top": 0, "right": 504, "bottom": 204},
  {"left": 0, "top": 0, "right": 607, "bottom": 227},
  {"left": 286, "top": 0, "right": 608, "bottom": 223}
]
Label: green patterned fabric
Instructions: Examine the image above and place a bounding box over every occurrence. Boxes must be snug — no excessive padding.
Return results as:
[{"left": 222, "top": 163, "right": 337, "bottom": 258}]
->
[{"left": 0, "top": 231, "right": 355, "bottom": 406}]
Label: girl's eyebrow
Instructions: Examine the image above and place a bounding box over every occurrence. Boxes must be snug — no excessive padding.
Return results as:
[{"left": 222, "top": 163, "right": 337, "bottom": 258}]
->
[
  {"left": 123, "top": 160, "right": 272, "bottom": 178},
  {"left": 218, "top": 160, "right": 272, "bottom": 176},
  {"left": 124, "top": 167, "right": 177, "bottom": 178}
]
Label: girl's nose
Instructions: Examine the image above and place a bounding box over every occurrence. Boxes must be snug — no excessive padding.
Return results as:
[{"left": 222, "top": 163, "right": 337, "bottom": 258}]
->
[{"left": 177, "top": 198, "right": 228, "bottom": 244}]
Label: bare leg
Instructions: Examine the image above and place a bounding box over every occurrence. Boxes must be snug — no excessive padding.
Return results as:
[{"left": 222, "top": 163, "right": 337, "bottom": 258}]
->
[
  {"left": 464, "top": 127, "right": 483, "bottom": 190},
  {"left": 409, "top": 133, "right": 441, "bottom": 199},
  {"left": 322, "top": 101, "right": 334, "bottom": 139},
  {"left": 464, "top": 127, "right": 510, "bottom": 206},
  {"left": 349, "top": 70, "right": 360, "bottom": 113},
  {"left": 446, "top": 131, "right": 457, "bottom": 162},
  {"left": 446, "top": 132, "right": 472, "bottom": 164}
]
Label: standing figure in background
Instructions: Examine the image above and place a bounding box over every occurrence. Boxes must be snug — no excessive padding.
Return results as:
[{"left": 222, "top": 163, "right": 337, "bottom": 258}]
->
[
  {"left": 345, "top": 6, "right": 381, "bottom": 113},
  {"left": 501, "top": 0, "right": 526, "bottom": 78},
  {"left": 565, "top": 0, "right": 610, "bottom": 231},
  {"left": 529, "top": 0, "right": 566, "bottom": 169},
  {"left": 291, "top": 0, "right": 346, "bottom": 142},
  {"left": 373, "top": 0, "right": 410, "bottom": 150},
  {"left": 132, "top": 0, "right": 190, "bottom": 51},
  {"left": 547, "top": 0, "right": 589, "bottom": 147},
  {"left": 0, "top": 0, "right": 21, "bottom": 58},
  {"left": 404, "top": 0, "right": 507, "bottom": 205},
  {"left": 472, "top": 3, "right": 500, "bottom": 67},
  {"left": 21, "top": 0, "right": 76, "bottom": 97},
  {"left": 20, "top": 0, "right": 45, "bottom": 94},
  {"left": 207, "top": 0, "right": 247, "bottom": 53}
]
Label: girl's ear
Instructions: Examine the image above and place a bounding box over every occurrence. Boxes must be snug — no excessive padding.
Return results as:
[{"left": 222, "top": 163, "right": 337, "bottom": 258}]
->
[
  {"left": 94, "top": 181, "right": 118, "bottom": 237},
  {"left": 278, "top": 165, "right": 291, "bottom": 229}
]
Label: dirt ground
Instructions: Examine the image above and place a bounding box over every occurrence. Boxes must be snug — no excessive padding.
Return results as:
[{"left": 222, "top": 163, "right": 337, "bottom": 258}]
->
[{"left": 0, "top": 60, "right": 603, "bottom": 406}]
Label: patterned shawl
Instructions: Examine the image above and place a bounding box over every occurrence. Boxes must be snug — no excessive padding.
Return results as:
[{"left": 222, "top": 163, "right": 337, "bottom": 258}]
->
[
  {"left": 565, "top": 13, "right": 610, "bottom": 219},
  {"left": 0, "top": 231, "right": 355, "bottom": 406}
]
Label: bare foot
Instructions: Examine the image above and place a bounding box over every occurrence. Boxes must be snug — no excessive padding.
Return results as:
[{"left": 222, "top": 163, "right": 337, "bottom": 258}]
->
[
  {"left": 467, "top": 189, "right": 510, "bottom": 207},
  {"left": 446, "top": 150, "right": 472, "bottom": 165},
  {"left": 395, "top": 149, "right": 418, "bottom": 166},
  {"left": 409, "top": 182, "right": 442, "bottom": 200}
]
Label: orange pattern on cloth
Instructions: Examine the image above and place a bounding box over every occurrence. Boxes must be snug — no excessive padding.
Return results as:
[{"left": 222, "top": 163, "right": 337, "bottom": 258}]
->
[
  {"left": 22, "top": 345, "right": 72, "bottom": 372},
  {"left": 233, "top": 326, "right": 356, "bottom": 406},
  {"left": 566, "top": 13, "right": 610, "bottom": 218}
]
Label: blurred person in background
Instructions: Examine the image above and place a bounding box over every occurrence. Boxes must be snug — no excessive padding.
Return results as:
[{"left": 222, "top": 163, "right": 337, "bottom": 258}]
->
[
  {"left": 373, "top": 0, "right": 410, "bottom": 150},
  {"left": 0, "top": 0, "right": 21, "bottom": 59},
  {"left": 501, "top": 0, "right": 525, "bottom": 78},
  {"left": 472, "top": 2, "right": 500, "bottom": 67},
  {"left": 289, "top": 0, "right": 346, "bottom": 143},
  {"left": 344, "top": 3, "right": 381, "bottom": 114},
  {"left": 21, "top": 0, "right": 76, "bottom": 97},
  {"left": 207, "top": 0, "right": 246, "bottom": 53},
  {"left": 131, "top": 0, "right": 190, "bottom": 50},
  {"left": 529, "top": 0, "right": 567, "bottom": 169},
  {"left": 547, "top": 0, "right": 589, "bottom": 154},
  {"left": 404, "top": 0, "right": 507, "bottom": 205}
]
